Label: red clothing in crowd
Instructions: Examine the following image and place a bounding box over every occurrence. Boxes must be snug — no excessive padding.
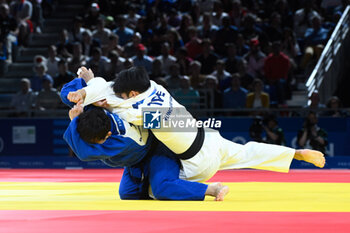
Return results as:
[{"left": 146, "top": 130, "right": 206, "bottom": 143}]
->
[
  {"left": 264, "top": 52, "right": 290, "bottom": 82},
  {"left": 185, "top": 38, "right": 203, "bottom": 59}
]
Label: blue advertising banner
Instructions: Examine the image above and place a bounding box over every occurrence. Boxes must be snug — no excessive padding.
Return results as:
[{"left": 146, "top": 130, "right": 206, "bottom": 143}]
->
[{"left": 0, "top": 117, "right": 349, "bottom": 168}]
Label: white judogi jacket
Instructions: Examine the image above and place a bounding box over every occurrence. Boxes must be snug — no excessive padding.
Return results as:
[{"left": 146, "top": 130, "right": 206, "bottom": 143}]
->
[{"left": 83, "top": 78, "right": 197, "bottom": 154}]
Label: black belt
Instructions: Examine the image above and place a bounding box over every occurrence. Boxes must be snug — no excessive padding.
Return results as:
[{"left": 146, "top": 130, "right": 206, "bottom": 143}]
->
[{"left": 176, "top": 127, "right": 205, "bottom": 160}]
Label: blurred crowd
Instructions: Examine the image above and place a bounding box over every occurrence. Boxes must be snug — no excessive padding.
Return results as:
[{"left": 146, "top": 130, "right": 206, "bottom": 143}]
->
[
  {"left": 249, "top": 111, "right": 328, "bottom": 154},
  {"left": 0, "top": 0, "right": 54, "bottom": 63},
  {"left": 1, "top": 0, "right": 350, "bottom": 117}
]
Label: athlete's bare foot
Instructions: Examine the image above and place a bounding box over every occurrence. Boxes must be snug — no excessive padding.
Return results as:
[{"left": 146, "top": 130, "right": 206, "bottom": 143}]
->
[
  {"left": 205, "top": 183, "right": 230, "bottom": 201},
  {"left": 294, "top": 149, "right": 326, "bottom": 168}
]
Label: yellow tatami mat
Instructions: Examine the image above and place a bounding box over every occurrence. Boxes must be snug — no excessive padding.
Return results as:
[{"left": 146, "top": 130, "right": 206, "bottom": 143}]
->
[{"left": 1, "top": 182, "right": 349, "bottom": 212}]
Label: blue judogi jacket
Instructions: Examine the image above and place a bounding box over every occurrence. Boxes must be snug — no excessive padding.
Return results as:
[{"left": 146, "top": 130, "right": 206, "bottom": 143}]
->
[
  {"left": 61, "top": 78, "right": 153, "bottom": 167},
  {"left": 63, "top": 110, "right": 153, "bottom": 167}
]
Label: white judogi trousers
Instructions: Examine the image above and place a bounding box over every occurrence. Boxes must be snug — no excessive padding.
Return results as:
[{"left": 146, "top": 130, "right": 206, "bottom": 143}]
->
[{"left": 180, "top": 129, "right": 295, "bottom": 182}]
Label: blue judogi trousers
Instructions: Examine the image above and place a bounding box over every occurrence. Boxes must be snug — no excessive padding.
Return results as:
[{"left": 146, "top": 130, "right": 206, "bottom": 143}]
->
[{"left": 119, "top": 143, "right": 209, "bottom": 201}]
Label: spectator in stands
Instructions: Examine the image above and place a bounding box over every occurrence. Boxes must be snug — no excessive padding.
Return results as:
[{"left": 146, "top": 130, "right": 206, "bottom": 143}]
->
[
  {"left": 237, "top": 59, "right": 254, "bottom": 91},
  {"left": 81, "top": 29, "right": 100, "bottom": 57},
  {"left": 168, "top": 8, "right": 181, "bottom": 28},
  {"left": 125, "top": 4, "right": 141, "bottom": 29},
  {"left": 167, "top": 27, "right": 184, "bottom": 55},
  {"left": 178, "top": 13, "right": 193, "bottom": 44},
  {"left": 322, "top": 96, "right": 348, "bottom": 117},
  {"left": 265, "top": 12, "right": 284, "bottom": 42},
  {"left": 68, "top": 42, "right": 86, "bottom": 74},
  {"left": 10, "top": 0, "right": 33, "bottom": 46},
  {"left": 30, "top": 0, "right": 44, "bottom": 34},
  {"left": 164, "top": 63, "right": 182, "bottom": 90},
  {"left": 196, "top": 38, "right": 218, "bottom": 75},
  {"left": 149, "top": 58, "right": 165, "bottom": 80},
  {"left": 189, "top": 2, "right": 200, "bottom": 24},
  {"left": 124, "top": 32, "right": 142, "bottom": 58},
  {"left": 0, "top": 3, "right": 16, "bottom": 36},
  {"left": 188, "top": 60, "right": 206, "bottom": 89},
  {"left": 222, "top": 73, "right": 247, "bottom": 109},
  {"left": 154, "top": 14, "right": 170, "bottom": 38},
  {"left": 56, "top": 29, "right": 73, "bottom": 58},
  {"left": 300, "top": 15, "right": 330, "bottom": 70},
  {"left": 230, "top": 0, "right": 244, "bottom": 27},
  {"left": 0, "top": 3, "right": 17, "bottom": 64},
  {"left": 201, "top": 75, "right": 222, "bottom": 109},
  {"left": 190, "top": 2, "right": 201, "bottom": 25},
  {"left": 135, "top": 17, "right": 153, "bottom": 46},
  {"left": 86, "top": 47, "right": 108, "bottom": 77},
  {"left": 262, "top": 114, "right": 286, "bottom": 145},
  {"left": 293, "top": 0, "right": 321, "bottom": 40},
  {"left": 235, "top": 34, "right": 250, "bottom": 57},
  {"left": 83, "top": 3, "right": 101, "bottom": 30},
  {"left": 185, "top": 26, "right": 202, "bottom": 59},
  {"left": 175, "top": 47, "right": 192, "bottom": 75},
  {"left": 131, "top": 44, "right": 153, "bottom": 73},
  {"left": 264, "top": 40, "right": 290, "bottom": 104},
  {"left": 305, "top": 90, "right": 326, "bottom": 110},
  {"left": 240, "top": 13, "right": 263, "bottom": 42},
  {"left": 102, "top": 34, "right": 124, "bottom": 57},
  {"left": 113, "top": 15, "right": 134, "bottom": 46},
  {"left": 197, "top": 12, "right": 218, "bottom": 40},
  {"left": 281, "top": 28, "right": 301, "bottom": 62},
  {"left": 9, "top": 78, "right": 36, "bottom": 117},
  {"left": 214, "top": 15, "right": 238, "bottom": 55},
  {"left": 211, "top": 0, "right": 229, "bottom": 27},
  {"left": 246, "top": 79, "right": 270, "bottom": 109},
  {"left": 35, "top": 76, "right": 61, "bottom": 111},
  {"left": 105, "top": 50, "right": 125, "bottom": 81},
  {"left": 46, "top": 45, "right": 59, "bottom": 77},
  {"left": 244, "top": 39, "right": 266, "bottom": 80},
  {"left": 151, "top": 13, "right": 170, "bottom": 56},
  {"left": 297, "top": 111, "right": 328, "bottom": 154},
  {"left": 92, "top": 17, "right": 111, "bottom": 46},
  {"left": 69, "top": 16, "right": 85, "bottom": 42},
  {"left": 54, "top": 59, "right": 75, "bottom": 91},
  {"left": 173, "top": 76, "right": 200, "bottom": 109},
  {"left": 31, "top": 55, "right": 54, "bottom": 92},
  {"left": 157, "top": 42, "right": 177, "bottom": 74},
  {"left": 224, "top": 43, "right": 241, "bottom": 74},
  {"left": 273, "top": 0, "right": 294, "bottom": 29},
  {"left": 211, "top": 59, "right": 231, "bottom": 92}
]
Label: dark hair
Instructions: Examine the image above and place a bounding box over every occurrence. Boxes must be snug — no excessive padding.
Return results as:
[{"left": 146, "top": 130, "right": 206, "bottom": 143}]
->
[
  {"left": 76, "top": 108, "right": 111, "bottom": 143},
  {"left": 58, "top": 58, "right": 67, "bottom": 65},
  {"left": 113, "top": 66, "right": 150, "bottom": 95}
]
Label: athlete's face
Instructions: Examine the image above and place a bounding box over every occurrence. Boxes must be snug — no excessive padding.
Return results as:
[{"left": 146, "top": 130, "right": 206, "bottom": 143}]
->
[
  {"left": 116, "top": 91, "right": 140, "bottom": 100},
  {"left": 118, "top": 93, "right": 129, "bottom": 100}
]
